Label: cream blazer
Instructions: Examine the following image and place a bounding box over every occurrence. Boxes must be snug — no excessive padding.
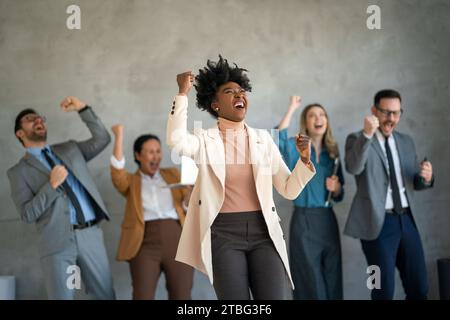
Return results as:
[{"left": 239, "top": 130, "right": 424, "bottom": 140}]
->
[{"left": 166, "top": 95, "right": 315, "bottom": 288}]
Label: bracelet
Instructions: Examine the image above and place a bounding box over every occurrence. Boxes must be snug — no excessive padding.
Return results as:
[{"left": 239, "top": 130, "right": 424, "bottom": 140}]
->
[{"left": 301, "top": 157, "right": 311, "bottom": 166}]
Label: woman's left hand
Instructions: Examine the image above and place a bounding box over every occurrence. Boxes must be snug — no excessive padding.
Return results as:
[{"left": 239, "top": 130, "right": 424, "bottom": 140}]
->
[{"left": 326, "top": 175, "right": 341, "bottom": 194}]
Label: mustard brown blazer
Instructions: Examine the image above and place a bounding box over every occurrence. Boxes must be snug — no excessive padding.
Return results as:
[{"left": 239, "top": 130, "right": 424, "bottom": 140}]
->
[{"left": 111, "top": 166, "right": 188, "bottom": 261}]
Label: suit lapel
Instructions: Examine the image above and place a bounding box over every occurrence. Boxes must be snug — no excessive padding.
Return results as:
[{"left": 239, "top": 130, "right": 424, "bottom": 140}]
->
[
  {"left": 393, "top": 132, "right": 407, "bottom": 179},
  {"left": 51, "top": 145, "right": 76, "bottom": 175},
  {"left": 205, "top": 126, "right": 226, "bottom": 188},
  {"left": 246, "top": 125, "right": 263, "bottom": 186},
  {"left": 23, "top": 152, "right": 50, "bottom": 175},
  {"left": 371, "top": 135, "right": 388, "bottom": 175}
]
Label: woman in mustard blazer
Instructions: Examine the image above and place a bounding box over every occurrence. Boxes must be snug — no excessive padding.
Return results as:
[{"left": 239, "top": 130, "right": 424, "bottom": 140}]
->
[{"left": 110, "top": 124, "right": 193, "bottom": 300}]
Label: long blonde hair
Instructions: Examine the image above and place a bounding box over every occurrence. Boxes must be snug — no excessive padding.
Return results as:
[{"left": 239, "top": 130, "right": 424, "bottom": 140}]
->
[{"left": 299, "top": 103, "right": 339, "bottom": 159}]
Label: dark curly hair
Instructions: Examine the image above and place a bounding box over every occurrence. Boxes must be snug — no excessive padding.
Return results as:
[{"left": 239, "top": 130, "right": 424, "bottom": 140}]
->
[{"left": 195, "top": 55, "right": 252, "bottom": 118}]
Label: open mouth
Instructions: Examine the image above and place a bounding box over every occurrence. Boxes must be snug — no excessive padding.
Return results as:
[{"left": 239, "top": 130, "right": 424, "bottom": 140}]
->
[
  {"left": 34, "top": 125, "right": 45, "bottom": 133},
  {"left": 382, "top": 122, "right": 394, "bottom": 131},
  {"left": 233, "top": 100, "right": 246, "bottom": 110},
  {"left": 149, "top": 161, "right": 159, "bottom": 170},
  {"left": 314, "top": 124, "right": 324, "bottom": 130}
]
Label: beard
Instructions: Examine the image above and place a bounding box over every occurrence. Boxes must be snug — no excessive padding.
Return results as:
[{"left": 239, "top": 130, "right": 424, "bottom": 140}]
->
[
  {"left": 381, "top": 121, "right": 395, "bottom": 130},
  {"left": 27, "top": 130, "right": 47, "bottom": 142}
]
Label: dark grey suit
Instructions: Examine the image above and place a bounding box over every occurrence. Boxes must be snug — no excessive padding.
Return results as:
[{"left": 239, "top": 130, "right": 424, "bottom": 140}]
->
[
  {"left": 7, "top": 107, "right": 115, "bottom": 299},
  {"left": 344, "top": 129, "right": 433, "bottom": 299}
]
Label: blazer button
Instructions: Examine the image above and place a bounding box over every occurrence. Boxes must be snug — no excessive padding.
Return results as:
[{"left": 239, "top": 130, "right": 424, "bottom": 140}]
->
[
  {"left": 198, "top": 200, "right": 201, "bottom": 205},
  {"left": 171, "top": 111, "right": 174, "bottom": 115},
  {"left": 272, "top": 207, "right": 275, "bottom": 212}
]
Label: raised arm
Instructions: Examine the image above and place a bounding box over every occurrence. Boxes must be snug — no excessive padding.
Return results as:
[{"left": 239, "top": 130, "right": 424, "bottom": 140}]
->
[
  {"left": 166, "top": 71, "right": 201, "bottom": 159},
  {"left": 345, "top": 115, "right": 378, "bottom": 175},
  {"left": 60, "top": 96, "right": 111, "bottom": 162},
  {"left": 278, "top": 96, "right": 302, "bottom": 130},
  {"left": 110, "top": 124, "right": 131, "bottom": 196}
]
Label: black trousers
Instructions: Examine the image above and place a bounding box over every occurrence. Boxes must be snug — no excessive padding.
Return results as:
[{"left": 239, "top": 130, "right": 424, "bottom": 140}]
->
[
  {"left": 361, "top": 210, "right": 428, "bottom": 300},
  {"left": 289, "top": 207, "right": 343, "bottom": 300},
  {"left": 211, "top": 211, "right": 289, "bottom": 300}
]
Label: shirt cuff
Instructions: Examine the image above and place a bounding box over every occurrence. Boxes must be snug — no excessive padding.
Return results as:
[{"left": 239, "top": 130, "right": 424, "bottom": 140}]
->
[
  {"left": 78, "top": 105, "right": 90, "bottom": 113},
  {"left": 182, "top": 201, "right": 189, "bottom": 212},
  {"left": 110, "top": 155, "right": 125, "bottom": 169},
  {"left": 362, "top": 132, "right": 373, "bottom": 140}
]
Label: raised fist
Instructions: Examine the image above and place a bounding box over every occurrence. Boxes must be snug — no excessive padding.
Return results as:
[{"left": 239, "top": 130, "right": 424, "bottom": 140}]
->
[
  {"left": 60, "top": 96, "right": 86, "bottom": 112},
  {"left": 177, "top": 71, "right": 194, "bottom": 96},
  {"left": 289, "top": 96, "right": 302, "bottom": 111},
  {"left": 364, "top": 115, "right": 379, "bottom": 137},
  {"left": 111, "top": 124, "right": 124, "bottom": 137},
  {"left": 296, "top": 134, "right": 311, "bottom": 164}
]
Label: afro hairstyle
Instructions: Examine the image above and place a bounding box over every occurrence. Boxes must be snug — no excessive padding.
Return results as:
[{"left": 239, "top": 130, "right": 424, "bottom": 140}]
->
[{"left": 194, "top": 55, "right": 252, "bottom": 118}]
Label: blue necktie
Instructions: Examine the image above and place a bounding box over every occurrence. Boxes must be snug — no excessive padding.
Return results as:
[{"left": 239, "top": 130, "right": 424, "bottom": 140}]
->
[{"left": 42, "top": 148, "right": 86, "bottom": 225}]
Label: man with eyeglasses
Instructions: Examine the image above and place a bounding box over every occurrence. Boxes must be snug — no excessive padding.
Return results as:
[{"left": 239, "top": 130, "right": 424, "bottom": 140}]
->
[
  {"left": 7, "top": 96, "right": 116, "bottom": 299},
  {"left": 344, "top": 89, "right": 434, "bottom": 300}
]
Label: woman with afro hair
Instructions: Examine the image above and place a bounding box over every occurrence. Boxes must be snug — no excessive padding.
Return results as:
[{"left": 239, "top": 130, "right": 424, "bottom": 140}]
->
[{"left": 166, "top": 56, "right": 316, "bottom": 299}]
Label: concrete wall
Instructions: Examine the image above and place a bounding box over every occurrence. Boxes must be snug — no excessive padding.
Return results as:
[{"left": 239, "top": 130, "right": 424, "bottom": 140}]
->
[{"left": 0, "top": 0, "right": 449, "bottom": 299}]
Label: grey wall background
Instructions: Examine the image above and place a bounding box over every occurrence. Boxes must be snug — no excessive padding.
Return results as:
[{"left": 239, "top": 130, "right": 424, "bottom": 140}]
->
[{"left": 0, "top": 0, "right": 449, "bottom": 299}]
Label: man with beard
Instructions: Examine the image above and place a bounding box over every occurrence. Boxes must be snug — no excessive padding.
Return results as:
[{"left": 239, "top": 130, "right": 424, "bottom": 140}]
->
[
  {"left": 7, "top": 96, "right": 116, "bottom": 299},
  {"left": 344, "top": 89, "right": 434, "bottom": 300}
]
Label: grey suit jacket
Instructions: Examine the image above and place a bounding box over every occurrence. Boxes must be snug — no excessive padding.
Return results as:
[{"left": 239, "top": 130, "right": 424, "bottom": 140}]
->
[
  {"left": 7, "top": 107, "right": 111, "bottom": 257},
  {"left": 344, "top": 130, "right": 434, "bottom": 240}
]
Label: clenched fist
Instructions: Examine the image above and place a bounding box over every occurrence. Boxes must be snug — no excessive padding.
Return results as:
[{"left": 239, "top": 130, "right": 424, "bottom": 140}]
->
[
  {"left": 364, "top": 115, "right": 379, "bottom": 137},
  {"left": 419, "top": 160, "right": 433, "bottom": 183},
  {"left": 60, "top": 96, "right": 87, "bottom": 112},
  {"left": 326, "top": 175, "right": 341, "bottom": 194},
  {"left": 296, "top": 134, "right": 311, "bottom": 164},
  {"left": 49, "top": 165, "right": 68, "bottom": 189},
  {"left": 177, "top": 71, "right": 194, "bottom": 96},
  {"left": 289, "top": 96, "right": 302, "bottom": 111},
  {"left": 111, "top": 124, "right": 124, "bottom": 138}
]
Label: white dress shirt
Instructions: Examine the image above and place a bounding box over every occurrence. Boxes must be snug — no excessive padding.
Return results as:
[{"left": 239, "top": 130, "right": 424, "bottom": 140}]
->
[
  {"left": 374, "top": 130, "right": 410, "bottom": 210},
  {"left": 111, "top": 156, "right": 180, "bottom": 221}
]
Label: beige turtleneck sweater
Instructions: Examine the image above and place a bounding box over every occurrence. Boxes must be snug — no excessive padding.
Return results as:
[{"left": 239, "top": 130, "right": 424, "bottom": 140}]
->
[{"left": 218, "top": 117, "right": 262, "bottom": 213}]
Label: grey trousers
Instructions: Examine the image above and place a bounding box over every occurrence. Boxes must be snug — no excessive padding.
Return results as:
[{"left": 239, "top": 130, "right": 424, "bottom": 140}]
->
[
  {"left": 211, "top": 211, "right": 289, "bottom": 300},
  {"left": 40, "top": 224, "right": 116, "bottom": 300},
  {"left": 290, "top": 207, "right": 343, "bottom": 300}
]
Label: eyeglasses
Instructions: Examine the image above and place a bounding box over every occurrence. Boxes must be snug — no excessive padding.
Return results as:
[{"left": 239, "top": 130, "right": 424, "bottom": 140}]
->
[
  {"left": 375, "top": 106, "right": 403, "bottom": 118},
  {"left": 222, "top": 87, "right": 246, "bottom": 95},
  {"left": 21, "top": 114, "right": 47, "bottom": 123}
]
